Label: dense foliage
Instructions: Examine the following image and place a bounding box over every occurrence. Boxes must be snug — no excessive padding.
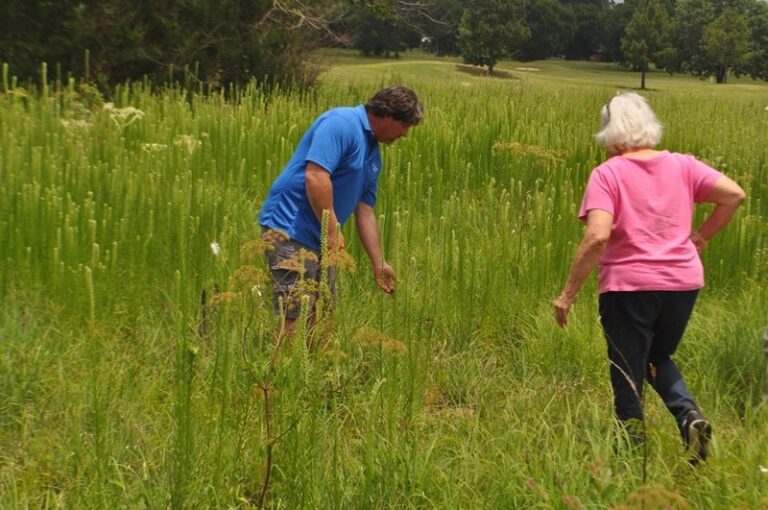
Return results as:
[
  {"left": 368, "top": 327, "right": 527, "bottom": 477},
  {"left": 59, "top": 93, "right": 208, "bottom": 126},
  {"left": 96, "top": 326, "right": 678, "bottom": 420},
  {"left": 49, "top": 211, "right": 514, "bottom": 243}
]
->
[
  {"left": 3, "top": 0, "right": 768, "bottom": 86},
  {"left": 0, "top": 0, "right": 332, "bottom": 89},
  {"left": 457, "top": 0, "right": 530, "bottom": 74}
]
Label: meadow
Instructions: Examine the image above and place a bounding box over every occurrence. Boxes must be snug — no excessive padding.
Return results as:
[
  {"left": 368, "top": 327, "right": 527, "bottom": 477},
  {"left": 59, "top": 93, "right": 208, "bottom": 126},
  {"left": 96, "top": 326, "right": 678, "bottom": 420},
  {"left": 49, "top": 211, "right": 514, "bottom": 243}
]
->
[{"left": 1, "top": 53, "right": 767, "bottom": 508}]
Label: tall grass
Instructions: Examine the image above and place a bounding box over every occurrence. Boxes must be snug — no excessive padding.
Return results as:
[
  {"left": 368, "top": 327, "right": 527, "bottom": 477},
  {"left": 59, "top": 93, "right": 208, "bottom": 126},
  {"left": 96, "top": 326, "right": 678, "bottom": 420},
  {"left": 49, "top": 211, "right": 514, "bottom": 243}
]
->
[{"left": 0, "top": 58, "right": 767, "bottom": 508}]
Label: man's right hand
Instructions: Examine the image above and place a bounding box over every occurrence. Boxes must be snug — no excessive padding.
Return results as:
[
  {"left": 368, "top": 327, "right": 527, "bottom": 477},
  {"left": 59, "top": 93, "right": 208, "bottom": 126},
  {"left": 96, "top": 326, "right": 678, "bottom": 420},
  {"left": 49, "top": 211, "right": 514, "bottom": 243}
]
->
[{"left": 328, "top": 231, "right": 345, "bottom": 252}]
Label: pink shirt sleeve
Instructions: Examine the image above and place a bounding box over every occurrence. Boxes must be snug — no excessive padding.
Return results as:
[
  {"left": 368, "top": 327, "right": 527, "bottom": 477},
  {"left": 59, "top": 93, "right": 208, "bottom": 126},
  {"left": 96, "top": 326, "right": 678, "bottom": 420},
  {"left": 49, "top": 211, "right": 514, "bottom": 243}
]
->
[
  {"left": 685, "top": 155, "right": 723, "bottom": 203},
  {"left": 578, "top": 165, "right": 616, "bottom": 221}
]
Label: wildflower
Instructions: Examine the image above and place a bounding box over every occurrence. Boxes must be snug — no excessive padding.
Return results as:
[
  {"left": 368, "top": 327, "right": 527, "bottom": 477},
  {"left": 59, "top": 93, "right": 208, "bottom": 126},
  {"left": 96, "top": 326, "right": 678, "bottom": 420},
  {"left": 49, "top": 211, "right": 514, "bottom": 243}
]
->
[
  {"left": 492, "top": 141, "right": 567, "bottom": 166},
  {"left": 141, "top": 143, "right": 167, "bottom": 152},
  {"left": 324, "top": 248, "right": 356, "bottom": 272},
  {"left": 275, "top": 249, "right": 317, "bottom": 275},
  {"left": 174, "top": 134, "right": 202, "bottom": 155},
  {"left": 261, "top": 229, "right": 289, "bottom": 252},
  {"left": 352, "top": 326, "right": 388, "bottom": 349},
  {"left": 251, "top": 285, "right": 263, "bottom": 297},
  {"left": 240, "top": 239, "right": 266, "bottom": 261},
  {"left": 293, "top": 279, "right": 319, "bottom": 302},
  {"left": 8, "top": 87, "right": 29, "bottom": 99},
  {"left": 760, "top": 465, "right": 768, "bottom": 474},
  {"left": 210, "top": 292, "right": 238, "bottom": 305},
  {"left": 381, "top": 339, "right": 407, "bottom": 355},
  {"left": 60, "top": 119, "right": 90, "bottom": 130},
  {"left": 210, "top": 241, "right": 221, "bottom": 257},
  {"left": 228, "top": 265, "right": 267, "bottom": 292},
  {"left": 103, "top": 102, "right": 145, "bottom": 129},
  {"left": 351, "top": 326, "right": 405, "bottom": 354}
]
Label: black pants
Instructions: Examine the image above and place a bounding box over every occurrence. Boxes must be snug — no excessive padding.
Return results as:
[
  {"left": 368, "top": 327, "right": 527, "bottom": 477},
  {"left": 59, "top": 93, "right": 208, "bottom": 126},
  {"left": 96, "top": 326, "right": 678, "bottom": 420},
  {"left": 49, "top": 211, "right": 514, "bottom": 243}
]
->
[{"left": 599, "top": 290, "right": 700, "bottom": 432}]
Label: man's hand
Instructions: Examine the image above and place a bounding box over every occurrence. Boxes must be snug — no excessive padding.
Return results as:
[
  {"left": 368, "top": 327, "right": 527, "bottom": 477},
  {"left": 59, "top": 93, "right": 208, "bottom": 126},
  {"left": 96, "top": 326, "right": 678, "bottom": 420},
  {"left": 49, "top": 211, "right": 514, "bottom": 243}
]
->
[
  {"left": 553, "top": 293, "right": 575, "bottom": 328},
  {"left": 328, "top": 231, "right": 345, "bottom": 252},
  {"left": 373, "top": 262, "right": 395, "bottom": 294}
]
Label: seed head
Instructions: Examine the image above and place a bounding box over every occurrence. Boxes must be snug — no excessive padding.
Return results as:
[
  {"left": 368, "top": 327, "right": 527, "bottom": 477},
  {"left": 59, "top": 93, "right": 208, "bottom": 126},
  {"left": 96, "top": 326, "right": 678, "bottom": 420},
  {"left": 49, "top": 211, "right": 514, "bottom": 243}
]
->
[
  {"left": 240, "top": 239, "right": 266, "bottom": 261},
  {"left": 324, "top": 248, "right": 356, "bottom": 272},
  {"left": 228, "top": 265, "right": 267, "bottom": 292},
  {"left": 210, "top": 292, "right": 238, "bottom": 305}
]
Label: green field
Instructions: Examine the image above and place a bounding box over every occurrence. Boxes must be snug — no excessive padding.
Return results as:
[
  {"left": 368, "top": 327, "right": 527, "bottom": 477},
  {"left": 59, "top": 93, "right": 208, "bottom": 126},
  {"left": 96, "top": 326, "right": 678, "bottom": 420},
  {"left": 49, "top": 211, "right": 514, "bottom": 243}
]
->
[{"left": 1, "top": 55, "right": 767, "bottom": 508}]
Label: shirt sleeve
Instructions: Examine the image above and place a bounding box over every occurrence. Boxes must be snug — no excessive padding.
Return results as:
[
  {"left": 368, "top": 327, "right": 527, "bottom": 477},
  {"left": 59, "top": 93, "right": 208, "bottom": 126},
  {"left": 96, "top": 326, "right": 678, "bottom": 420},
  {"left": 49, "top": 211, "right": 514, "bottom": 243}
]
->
[
  {"left": 578, "top": 165, "right": 616, "bottom": 221},
  {"left": 305, "top": 115, "right": 353, "bottom": 174},
  {"left": 686, "top": 155, "right": 723, "bottom": 203}
]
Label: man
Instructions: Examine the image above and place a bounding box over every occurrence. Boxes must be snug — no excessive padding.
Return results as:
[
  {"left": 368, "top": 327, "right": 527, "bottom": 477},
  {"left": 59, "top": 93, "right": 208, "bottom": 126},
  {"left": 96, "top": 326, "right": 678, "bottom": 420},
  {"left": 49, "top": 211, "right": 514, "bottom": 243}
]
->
[{"left": 258, "top": 85, "right": 423, "bottom": 337}]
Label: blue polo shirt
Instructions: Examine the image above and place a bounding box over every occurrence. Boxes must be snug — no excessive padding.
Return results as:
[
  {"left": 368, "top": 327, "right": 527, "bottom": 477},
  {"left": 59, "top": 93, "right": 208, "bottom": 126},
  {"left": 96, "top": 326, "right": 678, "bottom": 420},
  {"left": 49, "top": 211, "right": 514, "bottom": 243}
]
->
[{"left": 259, "top": 105, "right": 382, "bottom": 251}]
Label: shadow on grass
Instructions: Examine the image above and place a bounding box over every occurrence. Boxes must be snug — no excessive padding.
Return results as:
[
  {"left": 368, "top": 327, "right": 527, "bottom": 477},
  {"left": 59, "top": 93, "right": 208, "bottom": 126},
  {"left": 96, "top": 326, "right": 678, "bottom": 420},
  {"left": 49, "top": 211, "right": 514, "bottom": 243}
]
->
[
  {"left": 455, "top": 64, "right": 519, "bottom": 80},
  {"left": 612, "top": 84, "right": 661, "bottom": 92}
]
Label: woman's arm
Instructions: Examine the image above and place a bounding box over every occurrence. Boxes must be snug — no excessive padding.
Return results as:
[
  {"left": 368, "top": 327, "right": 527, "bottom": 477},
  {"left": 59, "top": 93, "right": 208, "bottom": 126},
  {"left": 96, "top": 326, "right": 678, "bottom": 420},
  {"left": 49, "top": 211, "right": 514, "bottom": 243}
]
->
[
  {"left": 553, "top": 209, "right": 613, "bottom": 327},
  {"left": 691, "top": 175, "right": 746, "bottom": 252}
]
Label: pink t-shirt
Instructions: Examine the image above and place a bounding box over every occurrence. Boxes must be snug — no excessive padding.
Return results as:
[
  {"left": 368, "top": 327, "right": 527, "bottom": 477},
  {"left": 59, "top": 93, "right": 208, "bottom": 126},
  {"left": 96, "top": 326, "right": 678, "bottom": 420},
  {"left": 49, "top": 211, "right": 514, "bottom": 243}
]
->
[{"left": 578, "top": 151, "right": 722, "bottom": 293}]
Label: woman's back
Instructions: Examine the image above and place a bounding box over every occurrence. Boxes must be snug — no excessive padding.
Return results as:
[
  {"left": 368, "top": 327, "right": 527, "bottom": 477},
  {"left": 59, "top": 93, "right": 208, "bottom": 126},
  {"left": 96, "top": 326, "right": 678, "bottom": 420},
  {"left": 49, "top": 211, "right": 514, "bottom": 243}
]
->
[{"left": 579, "top": 151, "right": 721, "bottom": 292}]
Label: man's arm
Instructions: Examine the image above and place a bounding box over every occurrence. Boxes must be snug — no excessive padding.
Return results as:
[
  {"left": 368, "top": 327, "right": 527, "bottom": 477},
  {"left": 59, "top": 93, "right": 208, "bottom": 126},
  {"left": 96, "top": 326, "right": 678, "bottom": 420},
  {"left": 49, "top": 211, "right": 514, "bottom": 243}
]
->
[
  {"left": 355, "top": 202, "right": 394, "bottom": 294},
  {"left": 690, "top": 175, "right": 746, "bottom": 253},
  {"left": 305, "top": 162, "right": 343, "bottom": 250},
  {"left": 553, "top": 209, "right": 613, "bottom": 327}
]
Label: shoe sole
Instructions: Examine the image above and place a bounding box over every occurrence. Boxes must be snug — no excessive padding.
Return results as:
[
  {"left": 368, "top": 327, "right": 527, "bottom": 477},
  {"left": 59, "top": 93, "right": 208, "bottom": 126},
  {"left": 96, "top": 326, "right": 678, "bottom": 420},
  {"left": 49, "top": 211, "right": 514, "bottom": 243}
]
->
[{"left": 687, "top": 419, "right": 712, "bottom": 465}]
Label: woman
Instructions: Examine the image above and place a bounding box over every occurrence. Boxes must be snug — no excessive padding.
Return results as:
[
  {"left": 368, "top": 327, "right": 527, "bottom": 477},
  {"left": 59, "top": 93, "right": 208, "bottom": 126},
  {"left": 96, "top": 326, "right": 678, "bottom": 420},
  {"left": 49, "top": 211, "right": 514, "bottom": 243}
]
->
[{"left": 554, "top": 92, "right": 745, "bottom": 463}]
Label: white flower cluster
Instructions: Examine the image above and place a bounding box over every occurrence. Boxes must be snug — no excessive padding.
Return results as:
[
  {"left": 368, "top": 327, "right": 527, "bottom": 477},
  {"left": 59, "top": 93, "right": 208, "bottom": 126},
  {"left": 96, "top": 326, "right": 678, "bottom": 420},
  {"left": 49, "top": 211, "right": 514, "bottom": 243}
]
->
[
  {"left": 60, "top": 119, "right": 91, "bottom": 130},
  {"left": 141, "top": 143, "right": 168, "bottom": 152},
  {"left": 103, "top": 102, "right": 145, "bottom": 129},
  {"left": 174, "top": 134, "right": 202, "bottom": 155}
]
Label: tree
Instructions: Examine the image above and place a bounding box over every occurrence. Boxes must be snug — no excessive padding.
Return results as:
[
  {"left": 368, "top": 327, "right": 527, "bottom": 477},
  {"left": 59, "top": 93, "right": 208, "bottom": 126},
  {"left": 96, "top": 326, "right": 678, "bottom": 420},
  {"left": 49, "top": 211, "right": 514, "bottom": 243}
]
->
[
  {"left": 0, "top": 0, "right": 343, "bottom": 89},
  {"left": 704, "top": 8, "right": 750, "bottom": 83},
  {"left": 741, "top": 0, "right": 768, "bottom": 80},
  {"left": 457, "top": 0, "right": 530, "bottom": 75},
  {"left": 562, "top": 0, "right": 611, "bottom": 59},
  {"left": 662, "top": 0, "right": 762, "bottom": 84},
  {"left": 621, "top": 0, "right": 670, "bottom": 89},
  {"left": 420, "top": 0, "right": 464, "bottom": 56},
  {"left": 520, "top": 0, "right": 577, "bottom": 61},
  {"left": 601, "top": 0, "right": 636, "bottom": 63},
  {"left": 347, "top": 5, "right": 421, "bottom": 57}
]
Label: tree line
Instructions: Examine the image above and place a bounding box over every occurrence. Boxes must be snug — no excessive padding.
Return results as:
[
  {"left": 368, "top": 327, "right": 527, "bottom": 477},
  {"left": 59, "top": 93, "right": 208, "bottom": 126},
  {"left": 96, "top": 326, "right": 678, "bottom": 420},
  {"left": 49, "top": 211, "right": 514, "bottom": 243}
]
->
[{"left": 1, "top": 0, "right": 767, "bottom": 89}]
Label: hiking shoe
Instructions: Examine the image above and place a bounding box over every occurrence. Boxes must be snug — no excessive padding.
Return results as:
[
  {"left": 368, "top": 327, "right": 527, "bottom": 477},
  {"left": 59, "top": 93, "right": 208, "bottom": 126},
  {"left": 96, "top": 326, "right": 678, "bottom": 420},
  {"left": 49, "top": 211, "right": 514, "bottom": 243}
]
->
[{"left": 681, "top": 410, "right": 712, "bottom": 465}]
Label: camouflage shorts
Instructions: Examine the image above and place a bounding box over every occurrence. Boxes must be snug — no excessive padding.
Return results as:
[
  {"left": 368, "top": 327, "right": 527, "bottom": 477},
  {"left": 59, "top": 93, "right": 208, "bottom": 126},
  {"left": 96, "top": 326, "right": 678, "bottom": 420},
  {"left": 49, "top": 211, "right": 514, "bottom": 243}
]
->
[{"left": 262, "top": 228, "right": 336, "bottom": 320}]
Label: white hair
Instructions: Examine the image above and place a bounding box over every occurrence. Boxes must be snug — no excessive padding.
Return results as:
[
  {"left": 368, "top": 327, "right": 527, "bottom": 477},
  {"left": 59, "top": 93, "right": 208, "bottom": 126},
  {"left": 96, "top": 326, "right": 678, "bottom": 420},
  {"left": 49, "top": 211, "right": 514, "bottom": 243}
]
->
[{"left": 595, "top": 92, "right": 663, "bottom": 153}]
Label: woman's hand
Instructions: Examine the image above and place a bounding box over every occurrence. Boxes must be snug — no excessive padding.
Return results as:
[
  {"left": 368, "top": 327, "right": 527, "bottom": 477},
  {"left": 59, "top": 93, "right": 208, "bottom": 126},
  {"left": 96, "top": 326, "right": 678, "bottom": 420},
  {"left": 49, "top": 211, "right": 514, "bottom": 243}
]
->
[
  {"left": 553, "top": 293, "right": 575, "bottom": 328},
  {"left": 690, "top": 230, "right": 707, "bottom": 254}
]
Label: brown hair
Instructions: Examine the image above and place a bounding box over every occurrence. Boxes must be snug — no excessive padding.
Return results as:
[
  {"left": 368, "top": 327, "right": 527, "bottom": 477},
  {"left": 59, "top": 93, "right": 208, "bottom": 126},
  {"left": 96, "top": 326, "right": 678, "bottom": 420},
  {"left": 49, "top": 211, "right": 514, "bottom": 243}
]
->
[{"left": 365, "top": 85, "right": 424, "bottom": 126}]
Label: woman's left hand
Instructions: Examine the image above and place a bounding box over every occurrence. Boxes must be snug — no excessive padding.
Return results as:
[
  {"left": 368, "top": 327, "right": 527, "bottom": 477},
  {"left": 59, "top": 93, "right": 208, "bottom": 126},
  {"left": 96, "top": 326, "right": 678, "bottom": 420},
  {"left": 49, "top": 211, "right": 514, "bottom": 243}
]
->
[
  {"left": 690, "top": 230, "right": 708, "bottom": 254},
  {"left": 553, "top": 293, "right": 574, "bottom": 327}
]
